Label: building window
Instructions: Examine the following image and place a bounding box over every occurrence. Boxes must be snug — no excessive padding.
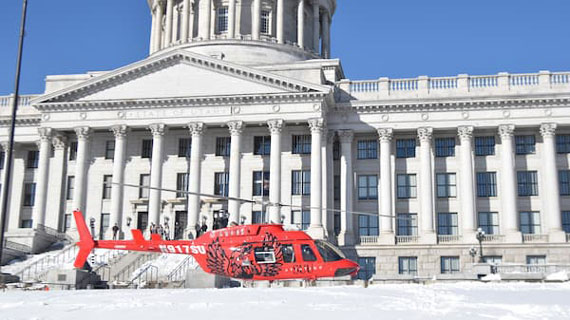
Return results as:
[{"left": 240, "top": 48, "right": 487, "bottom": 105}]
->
[
  {"left": 217, "top": 6, "right": 228, "bottom": 33},
  {"left": 436, "top": 173, "right": 457, "bottom": 198},
  {"left": 102, "top": 175, "right": 112, "bottom": 200},
  {"left": 357, "top": 175, "right": 377, "bottom": 200},
  {"left": 253, "top": 136, "right": 271, "bottom": 156},
  {"left": 139, "top": 174, "right": 150, "bottom": 199},
  {"left": 563, "top": 211, "right": 570, "bottom": 233},
  {"left": 474, "top": 136, "right": 495, "bottom": 156},
  {"left": 478, "top": 212, "right": 499, "bottom": 235},
  {"left": 141, "top": 139, "right": 153, "bottom": 158},
  {"left": 440, "top": 256, "right": 460, "bottom": 274},
  {"left": 357, "top": 257, "right": 376, "bottom": 280},
  {"left": 358, "top": 215, "right": 379, "bottom": 236},
  {"left": 66, "top": 176, "right": 75, "bottom": 200},
  {"left": 178, "top": 138, "right": 191, "bottom": 158},
  {"left": 333, "top": 175, "right": 340, "bottom": 201},
  {"left": 252, "top": 211, "right": 266, "bottom": 224},
  {"left": 214, "top": 172, "right": 229, "bottom": 197},
  {"left": 435, "top": 137, "right": 455, "bottom": 157},
  {"left": 515, "top": 135, "right": 536, "bottom": 155},
  {"left": 291, "top": 170, "right": 310, "bottom": 195},
  {"left": 176, "top": 173, "right": 189, "bottom": 198},
  {"left": 398, "top": 257, "right": 418, "bottom": 275},
  {"left": 397, "top": 174, "right": 417, "bottom": 199},
  {"left": 64, "top": 214, "right": 72, "bottom": 232},
  {"left": 437, "top": 212, "right": 458, "bottom": 235},
  {"left": 520, "top": 211, "right": 541, "bottom": 234},
  {"left": 397, "top": 213, "right": 418, "bottom": 236},
  {"left": 23, "top": 183, "right": 36, "bottom": 207},
  {"left": 20, "top": 219, "right": 33, "bottom": 229},
  {"left": 105, "top": 141, "right": 115, "bottom": 160},
  {"left": 261, "top": 10, "right": 271, "bottom": 34},
  {"left": 476, "top": 172, "right": 497, "bottom": 197},
  {"left": 27, "top": 150, "right": 39, "bottom": 169},
  {"left": 99, "top": 213, "right": 110, "bottom": 240},
  {"left": 215, "top": 137, "right": 231, "bottom": 157},
  {"left": 526, "top": 255, "right": 546, "bottom": 265},
  {"left": 517, "top": 171, "right": 538, "bottom": 196},
  {"left": 556, "top": 134, "right": 570, "bottom": 153},
  {"left": 357, "top": 140, "right": 377, "bottom": 159},
  {"left": 0, "top": 151, "right": 5, "bottom": 169},
  {"left": 559, "top": 170, "right": 570, "bottom": 196},
  {"left": 483, "top": 256, "right": 502, "bottom": 265},
  {"left": 292, "top": 135, "right": 311, "bottom": 154},
  {"left": 291, "top": 210, "right": 310, "bottom": 230},
  {"left": 69, "top": 141, "right": 78, "bottom": 161},
  {"left": 332, "top": 140, "right": 340, "bottom": 160},
  {"left": 396, "top": 139, "right": 416, "bottom": 158},
  {"left": 253, "top": 171, "right": 270, "bottom": 196}
]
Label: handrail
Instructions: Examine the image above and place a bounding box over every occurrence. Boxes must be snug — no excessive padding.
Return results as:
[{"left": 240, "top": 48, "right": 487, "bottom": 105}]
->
[
  {"left": 15, "top": 244, "right": 78, "bottom": 282},
  {"left": 166, "top": 256, "right": 197, "bottom": 282},
  {"left": 128, "top": 264, "right": 159, "bottom": 288},
  {"left": 36, "top": 224, "right": 74, "bottom": 243},
  {"left": 3, "top": 240, "right": 32, "bottom": 254}
]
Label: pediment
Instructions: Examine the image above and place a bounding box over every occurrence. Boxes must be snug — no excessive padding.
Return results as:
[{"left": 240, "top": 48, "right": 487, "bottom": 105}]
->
[{"left": 37, "top": 50, "right": 329, "bottom": 104}]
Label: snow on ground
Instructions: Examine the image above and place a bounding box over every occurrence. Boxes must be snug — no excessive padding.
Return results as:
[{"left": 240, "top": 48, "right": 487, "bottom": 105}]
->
[{"left": 1, "top": 282, "right": 569, "bottom": 320}]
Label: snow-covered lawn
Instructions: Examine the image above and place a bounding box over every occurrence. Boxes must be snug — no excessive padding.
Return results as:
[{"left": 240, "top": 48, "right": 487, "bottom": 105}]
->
[{"left": 1, "top": 282, "right": 569, "bottom": 320}]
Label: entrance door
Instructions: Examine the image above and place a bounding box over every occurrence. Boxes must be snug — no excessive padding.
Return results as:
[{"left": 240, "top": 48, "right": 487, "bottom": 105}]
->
[
  {"left": 137, "top": 212, "right": 148, "bottom": 232},
  {"left": 99, "top": 213, "right": 110, "bottom": 240},
  {"left": 175, "top": 211, "right": 187, "bottom": 240}
]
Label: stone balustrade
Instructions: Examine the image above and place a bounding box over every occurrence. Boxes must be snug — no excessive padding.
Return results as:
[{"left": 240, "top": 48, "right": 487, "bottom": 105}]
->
[
  {"left": 359, "top": 235, "right": 379, "bottom": 245},
  {"left": 437, "top": 235, "right": 462, "bottom": 243},
  {"left": 522, "top": 234, "right": 549, "bottom": 243},
  {"left": 0, "top": 94, "right": 39, "bottom": 108},
  {"left": 336, "top": 71, "right": 570, "bottom": 102},
  {"left": 482, "top": 234, "right": 505, "bottom": 243}
]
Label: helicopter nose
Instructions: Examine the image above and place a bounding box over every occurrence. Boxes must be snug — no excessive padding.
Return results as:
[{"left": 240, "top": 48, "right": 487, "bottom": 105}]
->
[{"left": 334, "top": 260, "right": 360, "bottom": 277}]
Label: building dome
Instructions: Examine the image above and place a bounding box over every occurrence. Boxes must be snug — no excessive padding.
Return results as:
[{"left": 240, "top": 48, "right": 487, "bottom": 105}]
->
[{"left": 147, "top": 0, "right": 336, "bottom": 65}]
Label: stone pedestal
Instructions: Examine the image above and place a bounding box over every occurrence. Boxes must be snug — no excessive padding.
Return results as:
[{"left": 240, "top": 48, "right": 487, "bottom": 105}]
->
[
  {"left": 378, "top": 233, "right": 395, "bottom": 245},
  {"left": 505, "top": 231, "right": 522, "bottom": 244},
  {"left": 548, "top": 230, "right": 567, "bottom": 243},
  {"left": 421, "top": 232, "right": 437, "bottom": 245}
]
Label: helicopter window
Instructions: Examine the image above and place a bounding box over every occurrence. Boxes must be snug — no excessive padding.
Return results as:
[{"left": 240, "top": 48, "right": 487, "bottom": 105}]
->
[
  {"left": 314, "top": 240, "right": 344, "bottom": 262},
  {"left": 254, "top": 248, "right": 276, "bottom": 264},
  {"left": 281, "top": 244, "right": 295, "bottom": 263},
  {"left": 301, "top": 244, "right": 317, "bottom": 262}
]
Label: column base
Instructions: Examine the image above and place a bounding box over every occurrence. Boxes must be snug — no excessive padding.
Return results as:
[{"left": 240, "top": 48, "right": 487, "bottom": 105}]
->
[
  {"left": 306, "top": 226, "right": 326, "bottom": 240},
  {"left": 337, "top": 231, "right": 354, "bottom": 246},
  {"left": 505, "top": 231, "right": 522, "bottom": 244},
  {"left": 548, "top": 230, "right": 567, "bottom": 243},
  {"left": 420, "top": 232, "right": 437, "bottom": 245},
  {"left": 378, "top": 233, "right": 395, "bottom": 245}
]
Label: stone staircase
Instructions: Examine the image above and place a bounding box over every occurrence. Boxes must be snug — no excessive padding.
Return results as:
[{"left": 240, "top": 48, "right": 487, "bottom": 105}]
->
[
  {"left": 14, "top": 244, "right": 78, "bottom": 282},
  {"left": 1, "top": 240, "right": 32, "bottom": 266}
]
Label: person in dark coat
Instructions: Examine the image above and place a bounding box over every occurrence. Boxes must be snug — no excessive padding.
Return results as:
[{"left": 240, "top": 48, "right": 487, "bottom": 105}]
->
[{"left": 112, "top": 223, "right": 120, "bottom": 240}]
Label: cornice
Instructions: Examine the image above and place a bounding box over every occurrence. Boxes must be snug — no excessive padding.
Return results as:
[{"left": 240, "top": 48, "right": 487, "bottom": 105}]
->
[{"left": 0, "top": 115, "right": 41, "bottom": 127}]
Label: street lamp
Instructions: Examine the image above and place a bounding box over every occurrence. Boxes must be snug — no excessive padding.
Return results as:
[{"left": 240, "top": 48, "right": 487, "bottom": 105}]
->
[
  {"left": 468, "top": 246, "right": 478, "bottom": 263},
  {"left": 475, "top": 227, "right": 486, "bottom": 263},
  {"left": 126, "top": 217, "right": 132, "bottom": 227}
]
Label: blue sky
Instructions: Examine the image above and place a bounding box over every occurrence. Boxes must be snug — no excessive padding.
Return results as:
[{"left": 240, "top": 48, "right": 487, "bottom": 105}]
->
[{"left": 1, "top": 0, "right": 569, "bottom": 95}]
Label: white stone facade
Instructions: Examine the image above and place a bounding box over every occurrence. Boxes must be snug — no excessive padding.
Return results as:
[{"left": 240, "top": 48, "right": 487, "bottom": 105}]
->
[{"left": 1, "top": 0, "right": 569, "bottom": 277}]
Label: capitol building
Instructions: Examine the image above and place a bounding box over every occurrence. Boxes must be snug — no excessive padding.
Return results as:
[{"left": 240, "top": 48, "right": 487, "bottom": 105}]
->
[{"left": 1, "top": 0, "right": 569, "bottom": 279}]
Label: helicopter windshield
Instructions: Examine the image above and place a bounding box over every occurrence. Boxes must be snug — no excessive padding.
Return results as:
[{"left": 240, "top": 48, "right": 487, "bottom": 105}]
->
[{"left": 314, "top": 240, "right": 346, "bottom": 262}]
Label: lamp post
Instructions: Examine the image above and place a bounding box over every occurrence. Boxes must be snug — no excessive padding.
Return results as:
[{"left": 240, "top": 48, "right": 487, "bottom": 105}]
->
[
  {"left": 468, "top": 246, "right": 478, "bottom": 264},
  {"left": 475, "top": 227, "right": 486, "bottom": 263}
]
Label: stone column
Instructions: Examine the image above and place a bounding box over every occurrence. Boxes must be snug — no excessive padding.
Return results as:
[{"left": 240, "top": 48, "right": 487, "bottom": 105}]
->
[
  {"left": 458, "top": 126, "right": 476, "bottom": 242},
  {"left": 108, "top": 125, "right": 128, "bottom": 239},
  {"left": 73, "top": 127, "right": 91, "bottom": 213},
  {"left": 228, "top": 0, "right": 236, "bottom": 38},
  {"left": 187, "top": 122, "right": 205, "bottom": 238},
  {"left": 150, "top": 3, "right": 158, "bottom": 53},
  {"left": 154, "top": 0, "right": 165, "bottom": 51},
  {"left": 46, "top": 134, "right": 67, "bottom": 231},
  {"left": 378, "top": 128, "right": 394, "bottom": 243},
  {"left": 181, "top": 0, "right": 190, "bottom": 42},
  {"left": 32, "top": 128, "right": 52, "bottom": 228},
  {"left": 276, "top": 0, "right": 285, "bottom": 43},
  {"left": 199, "top": 0, "right": 211, "bottom": 39},
  {"left": 189, "top": 1, "right": 195, "bottom": 41},
  {"left": 297, "top": 0, "right": 305, "bottom": 48},
  {"left": 322, "top": 11, "right": 330, "bottom": 58},
  {"left": 5, "top": 143, "right": 24, "bottom": 232},
  {"left": 252, "top": 0, "right": 261, "bottom": 40},
  {"left": 312, "top": 1, "right": 320, "bottom": 53},
  {"left": 307, "top": 119, "right": 325, "bottom": 239},
  {"left": 165, "top": 0, "right": 174, "bottom": 45},
  {"left": 418, "top": 127, "right": 436, "bottom": 243},
  {"left": 228, "top": 121, "right": 243, "bottom": 225},
  {"left": 148, "top": 124, "right": 166, "bottom": 226},
  {"left": 540, "top": 123, "right": 566, "bottom": 242},
  {"left": 498, "top": 124, "right": 521, "bottom": 243},
  {"left": 338, "top": 130, "right": 354, "bottom": 245},
  {"left": 325, "top": 132, "right": 335, "bottom": 236},
  {"left": 268, "top": 119, "right": 283, "bottom": 224}
]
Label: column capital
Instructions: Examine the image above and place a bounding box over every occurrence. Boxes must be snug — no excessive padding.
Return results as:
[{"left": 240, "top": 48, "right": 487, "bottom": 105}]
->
[
  {"left": 52, "top": 134, "right": 68, "bottom": 150},
  {"left": 338, "top": 129, "right": 354, "bottom": 144},
  {"left": 325, "top": 130, "right": 335, "bottom": 144},
  {"left": 540, "top": 123, "right": 557, "bottom": 138},
  {"left": 267, "top": 119, "right": 284, "bottom": 134},
  {"left": 457, "top": 126, "right": 474, "bottom": 140},
  {"left": 188, "top": 122, "right": 205, "bottom": 137},
  {"left": 149, "top": 123, "right": 166, "bottom": 137},
  {"left": 74, "top": 126, "right": 91, "bottom": 141},
  {"left": 38, "top": 127, "right": 53, "bottom": 142},
  {"left": 498, "top": 124, "right": 515, "bottom": 138},
  {"left": 417, "top": 127, "right": 433, "bottom": 142},
  {"left": 1, "top": 141, "right": 13, "bottom": 152},
  {"left": 377, "top": 128, "right": 393, "bottom": 142},
  {"left": 111, "top": 125, "right": 129, "bottom": 138},
  {"left": 308, "top": 118, "right": 326, "bottom": 133},
  {"left": 228, "top": 120, "right": 244, "bottom": 136}
]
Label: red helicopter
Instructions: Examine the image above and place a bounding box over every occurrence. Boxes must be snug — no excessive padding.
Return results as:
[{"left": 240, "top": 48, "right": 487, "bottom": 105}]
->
[{"left": 73, "top": 210, "right": 359, "bottom": 281}]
